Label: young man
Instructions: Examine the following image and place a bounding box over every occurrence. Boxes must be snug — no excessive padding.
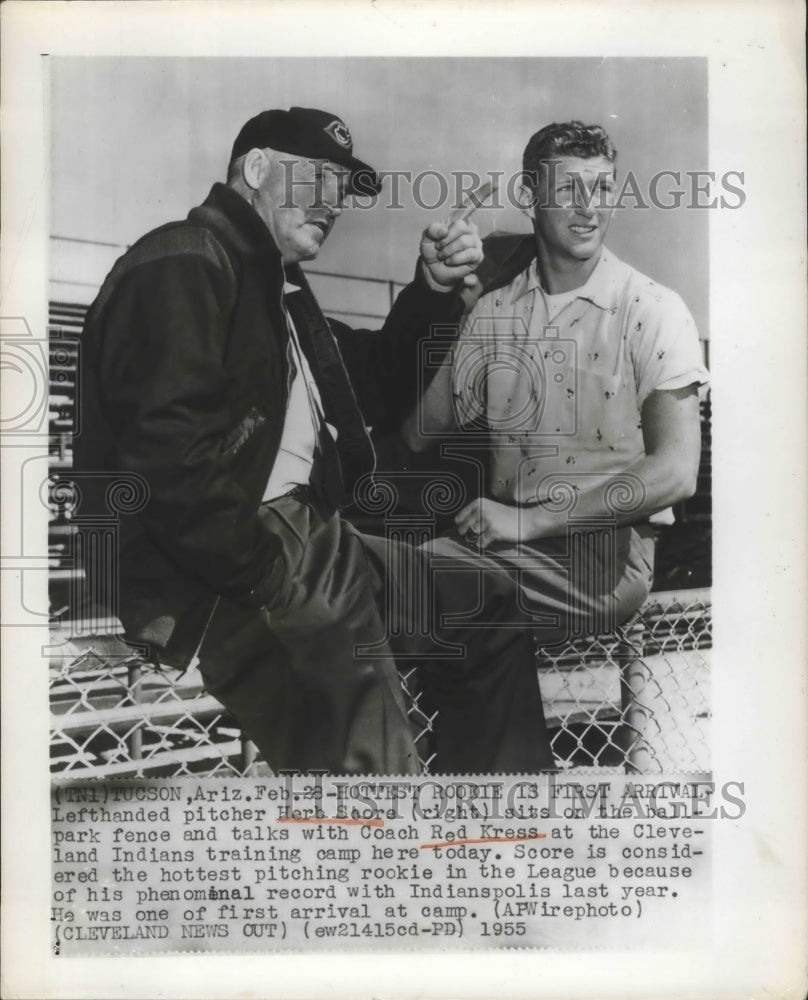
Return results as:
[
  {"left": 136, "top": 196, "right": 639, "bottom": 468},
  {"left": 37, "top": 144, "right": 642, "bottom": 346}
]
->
[
  {"left": 75, "top": 107, "right": 554, "bottom": 775},
  {"left": 405, "top": 120, "right": 709, "bottom": 647}
]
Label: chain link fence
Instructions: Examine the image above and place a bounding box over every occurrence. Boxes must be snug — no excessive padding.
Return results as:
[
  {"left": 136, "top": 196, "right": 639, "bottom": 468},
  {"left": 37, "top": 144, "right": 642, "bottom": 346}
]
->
[
  {"left": 48, "top": 625, "right": 442, "bottom": 779},
  {"left": 536, "top": 589, "right": 711, "bottom": 773},
  {"left": 49, "top": 629, "right": 250, "bottom": 779},
  {"left": 49, "top": 589, "right": 710, "bottom": 778}
]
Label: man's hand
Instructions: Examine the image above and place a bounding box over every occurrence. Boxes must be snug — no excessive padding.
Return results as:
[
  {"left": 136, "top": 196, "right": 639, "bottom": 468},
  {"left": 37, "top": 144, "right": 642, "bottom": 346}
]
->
[
  {"left": 420, "top": 216, "right": 483, "bottom": 291},
  {"left": 455, "top": 497, "right": 524, "bottom": 549}
]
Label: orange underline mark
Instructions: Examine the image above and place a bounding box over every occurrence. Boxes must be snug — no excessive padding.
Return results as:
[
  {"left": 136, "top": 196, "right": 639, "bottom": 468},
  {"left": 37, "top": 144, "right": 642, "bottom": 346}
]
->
[
  {"left": 420, "top": 833, "right": 547, "bottom": 850},
  {"left": 277, "top": 817, "right": 385, "bottom": 827}
]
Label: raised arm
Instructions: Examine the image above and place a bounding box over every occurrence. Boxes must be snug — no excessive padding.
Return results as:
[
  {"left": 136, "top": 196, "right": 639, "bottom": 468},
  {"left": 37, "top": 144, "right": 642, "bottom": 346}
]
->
[
  {"left": 331, "top": 216, "right": 483, "bottom": 431},
  {"left": 400, "top": 345, "right": 458, "bottom": 451}
]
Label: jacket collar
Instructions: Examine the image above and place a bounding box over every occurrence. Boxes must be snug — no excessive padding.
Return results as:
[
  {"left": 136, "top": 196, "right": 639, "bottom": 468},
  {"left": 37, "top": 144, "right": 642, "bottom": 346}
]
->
[{"left": 189, "top": 182, "right": 284, "bottom": 263}]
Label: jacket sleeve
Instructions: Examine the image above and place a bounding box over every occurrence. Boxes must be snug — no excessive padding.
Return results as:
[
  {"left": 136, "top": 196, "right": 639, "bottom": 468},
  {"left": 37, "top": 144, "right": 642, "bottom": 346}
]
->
[
  {"left": 92, "top": 252, "right": 285, "bottom": 609},
  {"left": 330, "top": 262, "right": 465, "bottom": 431}
]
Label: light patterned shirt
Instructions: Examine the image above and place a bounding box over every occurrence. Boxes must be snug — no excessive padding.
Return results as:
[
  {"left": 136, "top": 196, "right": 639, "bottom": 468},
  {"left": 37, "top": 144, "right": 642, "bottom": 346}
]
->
[{"left": 419, "top": 247, "right": 709, "bottom": 522}]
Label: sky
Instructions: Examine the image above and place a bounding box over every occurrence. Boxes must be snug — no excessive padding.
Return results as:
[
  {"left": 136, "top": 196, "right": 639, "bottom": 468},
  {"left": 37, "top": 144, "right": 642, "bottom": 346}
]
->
[{"left": 50, "top": 56, "right": 708, "bottom": 334}]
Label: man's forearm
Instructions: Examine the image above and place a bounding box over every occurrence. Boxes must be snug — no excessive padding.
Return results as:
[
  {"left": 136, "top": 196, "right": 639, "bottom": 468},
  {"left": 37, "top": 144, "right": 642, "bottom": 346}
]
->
[
  {"left": 401, "top": 354, "right": 457, "bottom": 451},
  {"left": 331, "top": 264, "right": 464, "bottom": 431},
  {"left": 524, "top": 450, "right": 698, "bottom": 539}
]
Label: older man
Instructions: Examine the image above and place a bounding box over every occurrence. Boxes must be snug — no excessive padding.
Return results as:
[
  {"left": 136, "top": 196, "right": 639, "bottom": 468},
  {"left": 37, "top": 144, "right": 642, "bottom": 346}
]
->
[
  {"left": 75, "top": 107, "right": 554, "bottom": 775},
  {"left": 406, "top": 120, "right": 709, "bottom": 647}
]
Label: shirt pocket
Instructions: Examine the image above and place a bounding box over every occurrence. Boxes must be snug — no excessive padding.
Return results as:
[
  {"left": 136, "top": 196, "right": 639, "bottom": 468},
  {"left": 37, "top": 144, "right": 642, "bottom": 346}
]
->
[
  {"left": 575, "top": 333, "right": 623, "bottom": 378},
  {"left": 573, "top": 369, "right": 630, "bottom": 445}
]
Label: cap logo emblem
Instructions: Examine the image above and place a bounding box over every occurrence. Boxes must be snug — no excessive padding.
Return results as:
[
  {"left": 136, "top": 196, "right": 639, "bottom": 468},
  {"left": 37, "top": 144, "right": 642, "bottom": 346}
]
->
[{"left": 324, "top": 120, "right": 352, "bottom": 148}]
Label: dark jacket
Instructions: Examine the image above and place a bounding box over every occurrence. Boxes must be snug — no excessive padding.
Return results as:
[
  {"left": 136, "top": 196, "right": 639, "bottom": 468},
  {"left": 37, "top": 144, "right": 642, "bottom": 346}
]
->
[
  {"left": 75, "top": 183, "right": 464, "bottom": 666},
  {"left": 476, "top": 231, "right": 537, "bottom": 296}
]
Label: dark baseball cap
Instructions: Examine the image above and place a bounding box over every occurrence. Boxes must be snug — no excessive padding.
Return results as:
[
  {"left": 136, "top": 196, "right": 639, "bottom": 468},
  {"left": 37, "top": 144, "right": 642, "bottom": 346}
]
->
[{"left": 230, "top": 106, "right": 381, "bottom": 195}]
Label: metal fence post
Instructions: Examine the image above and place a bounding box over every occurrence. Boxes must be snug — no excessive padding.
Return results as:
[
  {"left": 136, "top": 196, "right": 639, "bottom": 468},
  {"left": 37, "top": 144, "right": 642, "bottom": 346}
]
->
[
  {"left": 620, "top": 591, "right": 712, "bottom": 773},
  {"left": 241, "top": 737, "right": 258, "bottom": 774},
  {"left": 127, "top": 658, "right": 143, "bottom": 762}
]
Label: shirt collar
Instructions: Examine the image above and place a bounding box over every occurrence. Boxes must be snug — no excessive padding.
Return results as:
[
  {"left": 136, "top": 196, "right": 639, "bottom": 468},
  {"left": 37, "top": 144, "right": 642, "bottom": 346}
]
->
[{"left": 513, "top": 246, "right": 626, "bottom": 311}]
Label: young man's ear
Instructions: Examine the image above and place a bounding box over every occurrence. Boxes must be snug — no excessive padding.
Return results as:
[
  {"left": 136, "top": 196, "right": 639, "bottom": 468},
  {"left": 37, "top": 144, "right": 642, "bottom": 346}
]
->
[{"left": 516, "top": 178, "right": 539, "bottom": 218}]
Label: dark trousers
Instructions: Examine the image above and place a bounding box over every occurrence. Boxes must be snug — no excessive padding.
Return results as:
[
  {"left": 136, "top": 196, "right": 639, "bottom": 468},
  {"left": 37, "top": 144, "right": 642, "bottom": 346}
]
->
[{"left": 196, "top": 493, "right": 553, "bottom": 775}]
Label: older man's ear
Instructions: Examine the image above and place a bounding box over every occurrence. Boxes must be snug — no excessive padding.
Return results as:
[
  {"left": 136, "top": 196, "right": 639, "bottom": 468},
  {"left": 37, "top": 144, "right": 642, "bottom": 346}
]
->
[{"left": 240, "top": 147, "right": 271, "bottom": 191}]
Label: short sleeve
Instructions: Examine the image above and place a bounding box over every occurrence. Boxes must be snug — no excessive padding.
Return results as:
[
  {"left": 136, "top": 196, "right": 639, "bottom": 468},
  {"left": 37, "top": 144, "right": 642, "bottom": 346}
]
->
[{"left": 628, "top": 285, "right": 710, "bottom": 408}]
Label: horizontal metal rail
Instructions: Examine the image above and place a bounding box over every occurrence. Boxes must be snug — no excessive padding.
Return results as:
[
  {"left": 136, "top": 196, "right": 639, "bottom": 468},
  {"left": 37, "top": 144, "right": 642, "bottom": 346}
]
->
[
  {"left": 51, "top": 694, "right": 225, "bottom": 736},
  {"left": 53, "top": 740, "right": 244, "bottom": 780}
]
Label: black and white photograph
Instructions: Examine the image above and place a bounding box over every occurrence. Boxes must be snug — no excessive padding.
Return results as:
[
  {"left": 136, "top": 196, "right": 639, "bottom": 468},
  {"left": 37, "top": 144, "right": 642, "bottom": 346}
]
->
[
  {"left": 1, "top": 1, "right": 805, "bottom": 997},
  {"left": 46, "top": 55, "right": 711, "bottom": 780}
]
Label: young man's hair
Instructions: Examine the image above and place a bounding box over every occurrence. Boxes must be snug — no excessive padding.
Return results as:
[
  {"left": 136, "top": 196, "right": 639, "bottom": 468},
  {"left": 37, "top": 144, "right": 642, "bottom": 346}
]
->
[{"left": 522, "top": 121, "right": 617, "bottom": 189}]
